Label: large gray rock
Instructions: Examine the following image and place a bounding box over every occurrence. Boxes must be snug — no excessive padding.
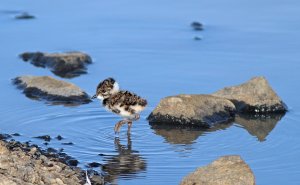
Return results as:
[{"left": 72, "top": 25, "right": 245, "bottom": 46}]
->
[
  {"left": 148, "top": 95, "right": 236, "bottom": 127},
  {"left": 180, "top": 155, "right": 255, "bottom": 185},
  {"left": 213, "top": 77, "right": 287, "bottom": 113},
  {"left": 13, "top": 75, "right": 91, "bottom": 105},
  {"left": 20, "top": 52, "right": 92, "bottom": 78}
]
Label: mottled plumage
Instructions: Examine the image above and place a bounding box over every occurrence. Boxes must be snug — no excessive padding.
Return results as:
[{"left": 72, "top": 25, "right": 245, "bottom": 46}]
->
[{"left": 92, "top": 78, "right": 147, "bottom": 133}]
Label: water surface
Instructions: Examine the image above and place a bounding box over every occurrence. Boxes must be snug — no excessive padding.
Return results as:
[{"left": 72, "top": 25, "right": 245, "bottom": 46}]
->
[{"left": 1, "top": 0, "right": 300, "bottom": 184}]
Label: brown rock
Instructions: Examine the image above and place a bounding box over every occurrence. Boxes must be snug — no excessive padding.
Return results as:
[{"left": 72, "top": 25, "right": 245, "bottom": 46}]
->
[
  {"left": 148, "top": 95, "right": 236, "bottom": 127},
  {"left": 180, "top": 155, "right": 255, "bottom": 185},
  {"left": 13, "top": 75, "right": 91, "bottom": 105},
  {"left": 19, "top": 52, "right": 92, "bottom": 78},
  {"left": 212, "top": 77, "right": 287, "bottom": 113}
]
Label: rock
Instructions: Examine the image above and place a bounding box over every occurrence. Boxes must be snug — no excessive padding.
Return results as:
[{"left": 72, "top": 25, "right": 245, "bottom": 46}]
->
[
  {"left": 0, "top": 133, "right": 12, "bottom": 140},
  {"left": 34, "top": 135, "right": 51, "bottom": 142},
  {"left": 56, "top": 135, "right": 63, "bottom": 140},
  {"left": 19, "top": 51, "right": 92, "bottom": 78},
  {"left": 0, "top": 140, "right": 103, "bottom": 185},
  {"left": 61, "top": 142, "right": 74, "bottom": 145},
  {"left": 235, "top": 113, "right": 285, "bottom": 141},
  {"left": 213, "top": 77, "right": 287, "bottom": 113},
  {"left": 66, "top": 159, "right": 79, "bottom": 167},
  {"left": 11, "top": 133, "right": 21, "bottom": 136},
  {"left": 87, "top": 162, "right": 102, "bottom": 168},
  {"left": 15, "top": 12, "right": 35, "bottom": 19},
  {"left": 194, "top": 36, "right": 202, "bottom": 40},
  {"left": 191, "top": 22, "right": 203, "bottom": 31},
  {"left": 13, "top": 75, "right": 91, "bottom": 105},
  {"left": 148, "top": 95, "right": 236, "bottom": 127},
  {"left": 180, "top": 155, "right": 255, "bottom": 185}
]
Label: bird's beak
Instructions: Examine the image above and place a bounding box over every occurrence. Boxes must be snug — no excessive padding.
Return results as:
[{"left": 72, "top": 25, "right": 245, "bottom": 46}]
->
[{"left": 91, "top": 94, "right": 97, "bottom": 99}]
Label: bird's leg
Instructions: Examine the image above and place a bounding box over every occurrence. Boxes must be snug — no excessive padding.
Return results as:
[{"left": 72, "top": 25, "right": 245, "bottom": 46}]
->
[
  {"left": 133, "top": 114, "right": 140, "bottom": 121},
  {"left": 114, "top": 120, "right": 128, "bottom": 134},
  {"left": 127, "top": 121, "right": 133, "bottom": 134}
]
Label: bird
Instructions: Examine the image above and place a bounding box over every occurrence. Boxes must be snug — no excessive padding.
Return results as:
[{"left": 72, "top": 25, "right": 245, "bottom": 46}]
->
[{"left": 92, "top": 78, "right": 147, "bottom": 134}]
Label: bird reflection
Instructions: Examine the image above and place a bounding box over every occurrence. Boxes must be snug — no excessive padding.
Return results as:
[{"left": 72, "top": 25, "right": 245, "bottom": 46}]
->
[
  {"left": 102, "top": 134, "right": 146, "bottom": 184},
  {"left": 234, "top": 113, "right": 285, "bottom": 141}
]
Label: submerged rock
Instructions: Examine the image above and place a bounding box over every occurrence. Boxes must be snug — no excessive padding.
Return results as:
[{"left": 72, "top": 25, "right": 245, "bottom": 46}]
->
[
  {"left": 15, "top": 12, "right": 35, "bottom": 19},
  {"left": 34, "top": 135, "right": 51, "bottom": 142},
  {"left": 191, "top": 22, "right": 203, "bottom": 31},
  {"left": 180, "top": 155, "right": 255, "bottom": 185},
  {"left": 213, "top": 77, "right": 287, "bottom": 113},
  {"left": 20, "top": 51, "right": 92, "bottom": 78},
  {"left": 13, "top": 75, "right": 91, "bottom": 105},
  {"left": 0, "top": 133, "right": 12, "bottom": 140},
  {"left": 148, "top": 95, "right": 236, "bottom": 127},
  {"left": 0, "top": 140, "right": 103, "bottom": 185}
]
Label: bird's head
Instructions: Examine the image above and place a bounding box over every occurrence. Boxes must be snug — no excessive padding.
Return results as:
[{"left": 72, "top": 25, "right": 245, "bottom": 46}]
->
[{"left": 92, "top": 77, "right": 119, "bottom": 100}]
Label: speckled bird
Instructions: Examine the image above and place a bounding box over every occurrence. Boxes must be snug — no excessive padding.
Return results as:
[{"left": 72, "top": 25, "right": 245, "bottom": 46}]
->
[{"left": 92, "top": 78, "right": 147, "bottom": 134}]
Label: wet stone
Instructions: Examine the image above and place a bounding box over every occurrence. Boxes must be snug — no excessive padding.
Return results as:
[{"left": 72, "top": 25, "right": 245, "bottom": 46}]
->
[
  {"left": 212, "top": 76, "right": 287, "bottom": 113},
  {"left": 13, "top": 75, "right": 91, "bottom": 105},
  {"left": 34, "top": 135, "right": 51, "bottom": 142},
  {"left": 15, "top": 12, "right": 35, "bottom": 19},
  {"left": 56, "top": 135, "right": 63, "bottom": 140},
  {"left": 148, "top": 94, "right": 236, "bottom": 127},
  {"left": 11, "top": 133, "right": 21, "bottom": 136},
  {"left": 0, "top": 134, "right": 12, "bottom": 140},
  {"left": 88, "top": 162, "right": 102, "bottom": 168},
  {"left": 61, "top": 142, "right": 74, "bottom": 145},
  {"left": 19, "top": 51, "right": 92, "bottom": 78},
  {"left": 191, "top": 21, "right": 203, "bottom": 31}
]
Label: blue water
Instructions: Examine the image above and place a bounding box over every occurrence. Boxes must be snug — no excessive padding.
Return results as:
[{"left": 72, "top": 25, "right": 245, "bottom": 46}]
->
[{"left": 1, "top": 0, "right": 300, "bottom": 184}]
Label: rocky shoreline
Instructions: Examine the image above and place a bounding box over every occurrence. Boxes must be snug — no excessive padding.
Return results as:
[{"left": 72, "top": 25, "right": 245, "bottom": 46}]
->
[{"left": 0, "top": 138, "right": 103, "bottom": 185}]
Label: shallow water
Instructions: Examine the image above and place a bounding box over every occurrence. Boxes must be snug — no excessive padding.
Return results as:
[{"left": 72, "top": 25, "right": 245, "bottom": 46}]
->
[{"left": 1, "top": 0, "right": 300, "bottom": 184}]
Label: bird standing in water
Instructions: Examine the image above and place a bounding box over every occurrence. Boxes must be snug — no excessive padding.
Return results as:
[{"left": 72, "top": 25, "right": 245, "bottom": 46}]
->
[{"left": 92, "top": 78, "right": 147, "bottom": 134}]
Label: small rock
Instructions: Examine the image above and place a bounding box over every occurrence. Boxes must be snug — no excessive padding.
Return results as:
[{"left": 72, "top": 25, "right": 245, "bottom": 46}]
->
[
  {"left": 34, "top": 135, "right": 51, "bottom": 142},
  {"left": 67, "top": 159, "right": 79, "bottom": 166},
  {"left": 15, "top": 12, "right": 35, "bottom": 19},
  {"left": 87, "top": 162, "right": 102, "bottom": 168},
  {"left": 19, "top": 51, "right": 92, "bottom": 78},
  {"left": 56, "top": 135, "right": 63, "bottom": 140},
  {"left": 212, "top": 76, "right": 287, "bottom": 113},
  {"left": 0, "top": 134, "right": 12, "bottom": 140},
  {"left": 13, "top": 75, "right": 91, "bottom": 105},
  {"left": 191, "top": 21, "right": 203, "bottom": 31},
  {"left": 43, "top": 142, "right": 49, "bottom": 145},
  {"left": 61, "top": 142, "right": 74, "bottom": 145},
  {"left": 180, "top": 155, "right": 255, "bottom": 185},
  {"left": 11, "top": 133, "right": 21, "bottom": 136},
  {"left": 194, "top": 36, "right": 202, "bottom": 40},
  {"left": 148, "top": 95, "right": 236, "bottom": 127}
]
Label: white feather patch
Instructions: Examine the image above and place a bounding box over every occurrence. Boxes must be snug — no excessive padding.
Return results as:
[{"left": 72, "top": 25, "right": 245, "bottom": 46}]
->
[{"left": 111, "top": 82, "right": 120, "bottom": 94}]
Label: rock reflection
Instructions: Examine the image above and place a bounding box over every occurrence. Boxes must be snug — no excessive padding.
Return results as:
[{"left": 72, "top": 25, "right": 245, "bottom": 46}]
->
[
  {"left": 235, "top": 113, "right": 285, "bottom": 141},
  {"left": 150, "top": 123, "right": 232, "bottom": 144},
  {"left": 102, "top": 134, "right": 146, "bottom": 184}
]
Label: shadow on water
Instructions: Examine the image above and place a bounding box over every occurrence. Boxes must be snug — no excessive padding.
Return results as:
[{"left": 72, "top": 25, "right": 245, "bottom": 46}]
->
[
  {"left": 101, "top": 134, "right": 147, "bottom": 184},
  {"left": 234, "top": 113, "right": 285, "bottom": 142},
  {"left": 150, "top": 123, "right": 233, "bottom": 144},
  {"left": 150, "top": 113, "right": 285, "bottom": 144}
]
